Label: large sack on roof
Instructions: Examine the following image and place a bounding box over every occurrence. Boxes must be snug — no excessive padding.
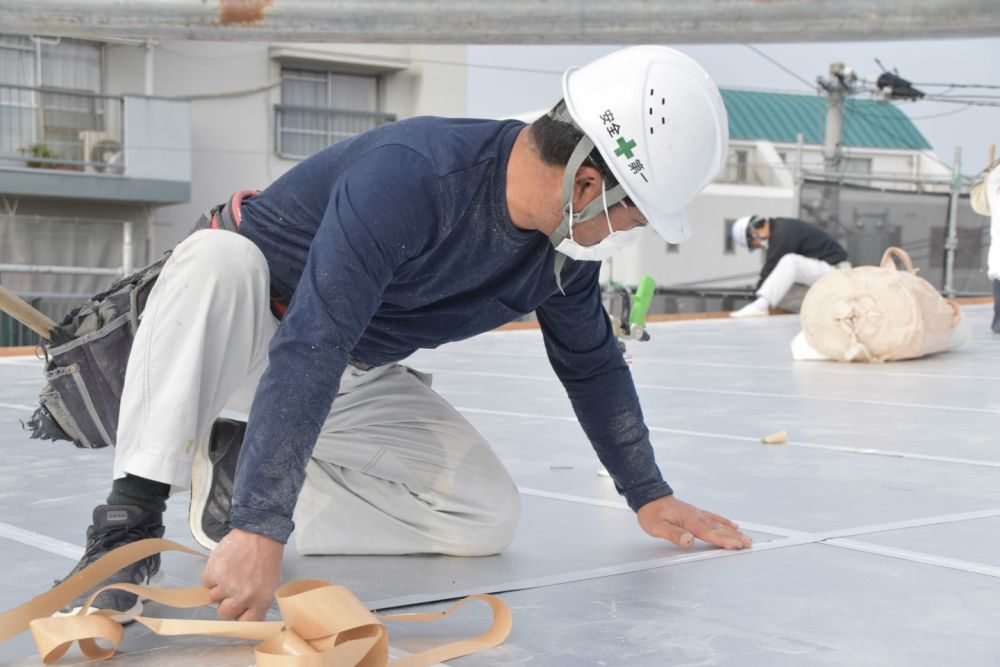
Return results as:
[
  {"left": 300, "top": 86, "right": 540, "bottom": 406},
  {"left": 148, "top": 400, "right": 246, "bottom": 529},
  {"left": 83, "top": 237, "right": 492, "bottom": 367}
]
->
[{"left": 800, "top": 247, "right": 961, "bottom": 362}]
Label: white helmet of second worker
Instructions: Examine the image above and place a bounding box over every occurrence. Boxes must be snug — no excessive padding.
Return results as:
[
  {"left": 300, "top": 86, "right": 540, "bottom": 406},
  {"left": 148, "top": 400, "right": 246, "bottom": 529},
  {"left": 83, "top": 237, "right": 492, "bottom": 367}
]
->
[
  {"left": 557, "top": 45, "right": 729, "bottom": 245},
  {"left": 731, "top": 215, "right": 760, "bottom": 251}
]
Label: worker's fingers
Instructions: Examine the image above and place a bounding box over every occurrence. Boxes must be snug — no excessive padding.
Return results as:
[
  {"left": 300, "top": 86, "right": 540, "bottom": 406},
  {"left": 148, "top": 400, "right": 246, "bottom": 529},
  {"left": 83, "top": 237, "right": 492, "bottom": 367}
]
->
[
  {"left": 237, "top": 604, "right": 270, "bottom": 622},
  {"left": 646, "top": 520, "right": 695, "bottom": 549},
  {"left": 689, "top": 517, "right": 752, "bottom": 550},
  {"left": 701, "top": 510, "right": 740, "bottom": 529},
  {"left": 216, "top": 597, "right": 250, "bottom": 621},
  {"left": 206, "top": 584, "right": 226, "bottom": 603}
]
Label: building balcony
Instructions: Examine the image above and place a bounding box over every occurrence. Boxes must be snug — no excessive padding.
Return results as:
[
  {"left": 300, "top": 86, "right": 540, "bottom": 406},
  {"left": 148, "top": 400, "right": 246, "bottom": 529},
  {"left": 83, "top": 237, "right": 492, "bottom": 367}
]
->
[{"left": 0, "top": 83, "right": 190, "bottom": 204}]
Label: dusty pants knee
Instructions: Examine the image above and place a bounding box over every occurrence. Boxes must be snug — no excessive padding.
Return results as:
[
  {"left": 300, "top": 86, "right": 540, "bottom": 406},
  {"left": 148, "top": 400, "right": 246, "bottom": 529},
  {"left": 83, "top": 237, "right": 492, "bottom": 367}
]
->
[{"left": 114, "top": 229, "right": 277, "bottom": 488}]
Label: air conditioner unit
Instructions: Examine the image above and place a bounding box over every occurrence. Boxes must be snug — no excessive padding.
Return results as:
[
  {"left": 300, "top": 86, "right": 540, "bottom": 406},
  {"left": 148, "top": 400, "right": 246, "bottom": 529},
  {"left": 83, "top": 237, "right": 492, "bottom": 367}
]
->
[{"left": 79, "top": 130, "right": 123, "bottom": 174}]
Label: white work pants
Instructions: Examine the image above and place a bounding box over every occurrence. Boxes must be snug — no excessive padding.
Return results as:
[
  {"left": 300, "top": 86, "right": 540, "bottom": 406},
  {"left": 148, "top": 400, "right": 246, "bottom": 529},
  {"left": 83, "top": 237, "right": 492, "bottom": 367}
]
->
[
  {"left": 757, "top": 254, "right": 837, "bottom": 308},
  {"left": 113, "top": 230, "right": 520, "bottom": 556},
  {"left": 986, "top": 164, "right": 1000, "bottom": 280}
]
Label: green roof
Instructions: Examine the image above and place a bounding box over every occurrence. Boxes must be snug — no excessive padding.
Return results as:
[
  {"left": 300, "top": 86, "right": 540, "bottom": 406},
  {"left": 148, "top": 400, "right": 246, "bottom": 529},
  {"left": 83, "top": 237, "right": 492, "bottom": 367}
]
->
[{"left": 720, "top": 88, "right": 931, "bottom": 150}]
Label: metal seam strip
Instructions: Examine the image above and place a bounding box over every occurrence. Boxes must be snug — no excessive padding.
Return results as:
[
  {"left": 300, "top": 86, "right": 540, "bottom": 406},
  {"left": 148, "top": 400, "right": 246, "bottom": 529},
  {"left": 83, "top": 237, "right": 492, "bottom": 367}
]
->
[
  {"left": 824, "top": 539, "right": 1000, "bottom": 578},
  {"left": 426, "top": 347, "right": 1000, "bottom": 382},
  {"left": 455, "top": 406, "right": 1000, "bottom": 469},
  {"left": 516, "top": 487, "right": 1000, "bottom": 579},
  {"left": 428, "top": 367, "right": 999, "bottom": 415}
]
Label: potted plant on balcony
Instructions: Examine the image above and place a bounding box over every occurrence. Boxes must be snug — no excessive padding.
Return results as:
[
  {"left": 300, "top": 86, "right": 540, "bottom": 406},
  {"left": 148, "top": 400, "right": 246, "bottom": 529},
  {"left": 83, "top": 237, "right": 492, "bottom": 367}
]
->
[{"left": 19, "top": 143, "right": 79, "bottom": 171}]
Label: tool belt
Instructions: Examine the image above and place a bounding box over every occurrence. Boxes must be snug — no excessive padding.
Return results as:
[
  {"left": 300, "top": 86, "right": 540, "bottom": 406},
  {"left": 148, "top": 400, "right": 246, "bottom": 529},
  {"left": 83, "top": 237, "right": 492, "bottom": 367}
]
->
[{"left": 25, "top": 190, "right": 287, "bottom": 449}]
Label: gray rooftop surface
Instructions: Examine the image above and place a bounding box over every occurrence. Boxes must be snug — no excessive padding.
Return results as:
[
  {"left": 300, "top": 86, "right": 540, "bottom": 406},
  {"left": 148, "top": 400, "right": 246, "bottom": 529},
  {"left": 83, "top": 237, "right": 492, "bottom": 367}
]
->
[{"left": 1, "top": 304, "right": 998, "bottom": 665}]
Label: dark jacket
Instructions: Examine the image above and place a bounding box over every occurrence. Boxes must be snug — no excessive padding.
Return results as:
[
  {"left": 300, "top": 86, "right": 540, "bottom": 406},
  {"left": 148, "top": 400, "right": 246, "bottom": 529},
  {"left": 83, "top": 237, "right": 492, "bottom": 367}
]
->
[{"left": 757, "top": 218, "right": 848, "bottom": 290}]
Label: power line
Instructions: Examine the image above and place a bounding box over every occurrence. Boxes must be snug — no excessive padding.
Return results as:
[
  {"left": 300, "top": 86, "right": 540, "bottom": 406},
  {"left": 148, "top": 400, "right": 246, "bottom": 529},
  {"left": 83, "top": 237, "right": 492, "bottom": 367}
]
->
[
  {"left": 904, "top": 104, "right": 973, "bottom": 121},
  {"left": 921, "top": 97, "right": 1000, "bottom": 108},
  {"left": 741, "top": 44, "right": 816, "bottom": 91},
  {"left": 913, "top": 82, "right": 1000, "bottom": 90},
  {"left": 924, "top": 93, "right": 1000, "bottom": 100}
]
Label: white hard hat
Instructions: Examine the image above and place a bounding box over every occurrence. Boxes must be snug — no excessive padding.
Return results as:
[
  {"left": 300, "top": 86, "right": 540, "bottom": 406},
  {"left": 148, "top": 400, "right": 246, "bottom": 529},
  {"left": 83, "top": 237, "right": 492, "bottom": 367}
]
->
[
  {"left": 562, "top": 46, "right": 729, "bottom": 244},
  {"left": 970, "top": 160, "right": 1000, "bottom": 216},
  {"left": 731, "top": 215, "right": 755, "bottom": 250}
]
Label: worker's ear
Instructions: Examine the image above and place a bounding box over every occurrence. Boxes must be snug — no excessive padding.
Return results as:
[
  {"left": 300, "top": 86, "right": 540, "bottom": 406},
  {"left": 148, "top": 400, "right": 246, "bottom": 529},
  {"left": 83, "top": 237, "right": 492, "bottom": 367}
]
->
[{"left": 571, "top": 165, "right": 603, "bottom": 210}]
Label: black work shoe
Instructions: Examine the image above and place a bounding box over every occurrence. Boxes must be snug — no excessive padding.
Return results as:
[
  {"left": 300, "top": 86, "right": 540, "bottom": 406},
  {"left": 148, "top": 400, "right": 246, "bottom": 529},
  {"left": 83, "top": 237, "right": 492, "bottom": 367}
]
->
[
  {"left": 55, "top": 504, "right": 165, "bottom": 621},
  {"left": 189, "top": 418, "right": 246, "bottom": 549}
]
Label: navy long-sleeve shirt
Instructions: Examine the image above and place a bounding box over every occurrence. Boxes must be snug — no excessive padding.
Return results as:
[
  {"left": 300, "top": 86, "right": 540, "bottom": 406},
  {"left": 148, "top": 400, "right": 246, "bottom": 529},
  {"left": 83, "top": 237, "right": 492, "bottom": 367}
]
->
[
  {"left": 756, "top": 217, "right": 849, "bottom": 290},
  {"left": 233, "top": 117, "right": 671, "bottom": 542}
]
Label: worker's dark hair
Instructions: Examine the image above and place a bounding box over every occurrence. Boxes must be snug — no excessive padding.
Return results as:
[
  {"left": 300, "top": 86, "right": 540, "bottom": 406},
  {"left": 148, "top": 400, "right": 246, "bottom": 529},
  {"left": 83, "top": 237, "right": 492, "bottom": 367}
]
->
[
  {"left": 745, "top": 215, "right": 767, "bottom": 247},
  {"left": 530, "top": 100, "right": 620, "bottom": 189}
]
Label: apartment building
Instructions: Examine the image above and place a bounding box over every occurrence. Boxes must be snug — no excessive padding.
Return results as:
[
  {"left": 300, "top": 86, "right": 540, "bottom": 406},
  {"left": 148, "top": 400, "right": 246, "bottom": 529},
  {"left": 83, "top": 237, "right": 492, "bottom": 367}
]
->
[{"left": 0, "top": 35, "right": 468, "bottom": 341}]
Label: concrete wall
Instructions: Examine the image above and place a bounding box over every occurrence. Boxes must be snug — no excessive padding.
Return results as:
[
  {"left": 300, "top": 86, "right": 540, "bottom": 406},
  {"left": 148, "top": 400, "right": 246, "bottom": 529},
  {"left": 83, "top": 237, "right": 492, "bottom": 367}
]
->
[{"left": 144, "top": 42, "right": 468, "bottom": 252}]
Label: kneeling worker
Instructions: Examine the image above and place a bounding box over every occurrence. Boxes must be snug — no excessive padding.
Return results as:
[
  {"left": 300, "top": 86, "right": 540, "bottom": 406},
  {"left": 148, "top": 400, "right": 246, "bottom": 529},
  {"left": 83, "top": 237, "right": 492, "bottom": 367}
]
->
[{"left": 730, "top": 215, "right": 850, "bottom": 317}]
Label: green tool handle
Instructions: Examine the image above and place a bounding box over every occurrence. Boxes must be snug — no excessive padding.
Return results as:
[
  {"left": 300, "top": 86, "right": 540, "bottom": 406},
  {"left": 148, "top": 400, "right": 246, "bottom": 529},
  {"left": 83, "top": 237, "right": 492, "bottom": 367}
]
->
[{"left": 628, "top": 276, "right": 655, "bottom": 328}]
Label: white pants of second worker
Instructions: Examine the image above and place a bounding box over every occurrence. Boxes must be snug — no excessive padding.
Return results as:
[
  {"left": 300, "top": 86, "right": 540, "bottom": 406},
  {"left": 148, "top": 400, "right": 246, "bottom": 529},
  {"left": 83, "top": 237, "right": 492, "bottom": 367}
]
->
[
  {"left": 112, "top": 229, "right": 520, "bottom": 557},
  {"left": 757, "top": 253, "right": 838, "bottom": 309}
]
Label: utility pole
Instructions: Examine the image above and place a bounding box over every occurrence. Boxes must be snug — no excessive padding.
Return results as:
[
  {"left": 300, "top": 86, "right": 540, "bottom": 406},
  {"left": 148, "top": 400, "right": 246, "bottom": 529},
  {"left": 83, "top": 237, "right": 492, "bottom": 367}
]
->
[
  {"left": 815, "top": 62, "right": 857, "bottom": 234},
  {"left": 818, "top": 62, "right": 857, "bottom": 172},
  {"left": 943, "top": 146, "right": 962, "bottom": 297}
]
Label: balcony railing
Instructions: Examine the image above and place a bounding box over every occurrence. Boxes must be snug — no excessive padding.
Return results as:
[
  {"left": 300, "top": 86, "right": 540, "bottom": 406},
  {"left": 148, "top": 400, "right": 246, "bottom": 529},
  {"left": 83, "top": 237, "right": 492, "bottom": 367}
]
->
[
  {"left": 0, "top": 82, "right": 125, "bottom": 174},
  {"left": 275, "top": 104, "right": 395, "bottom": 159}
]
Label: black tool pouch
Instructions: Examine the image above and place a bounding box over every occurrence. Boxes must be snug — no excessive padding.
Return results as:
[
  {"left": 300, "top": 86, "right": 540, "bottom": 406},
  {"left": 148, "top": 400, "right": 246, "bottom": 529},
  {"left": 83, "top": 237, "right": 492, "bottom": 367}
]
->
[
  {"left": 25, "top": 255, "right": 168, "bottom": 448},
  {"left": 23, "top": 190, "right": 258, "bottom": 449}
]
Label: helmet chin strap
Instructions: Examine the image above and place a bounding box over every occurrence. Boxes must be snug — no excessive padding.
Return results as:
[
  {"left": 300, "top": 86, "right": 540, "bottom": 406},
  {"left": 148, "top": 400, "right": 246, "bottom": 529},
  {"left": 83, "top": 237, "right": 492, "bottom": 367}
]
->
[
  {"left": 548, "top": 134, "right": 626, "bottom": 293},
  {"left": 548, "top": 135, "right": 626, "bottom": 248}
]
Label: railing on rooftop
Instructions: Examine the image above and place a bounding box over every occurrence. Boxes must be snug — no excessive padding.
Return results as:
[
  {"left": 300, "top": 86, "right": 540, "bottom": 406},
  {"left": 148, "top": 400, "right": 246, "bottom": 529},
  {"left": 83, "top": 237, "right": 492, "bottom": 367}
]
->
[{"left": 0, "top": 82, "right": 125, "bottom": 174}]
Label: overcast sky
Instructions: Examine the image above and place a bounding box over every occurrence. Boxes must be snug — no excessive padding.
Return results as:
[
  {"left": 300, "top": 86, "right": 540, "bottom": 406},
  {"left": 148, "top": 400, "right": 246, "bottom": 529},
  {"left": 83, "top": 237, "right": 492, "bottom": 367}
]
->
[{"left": 467, "top": 38, "right": 1000, "bottom": 178}]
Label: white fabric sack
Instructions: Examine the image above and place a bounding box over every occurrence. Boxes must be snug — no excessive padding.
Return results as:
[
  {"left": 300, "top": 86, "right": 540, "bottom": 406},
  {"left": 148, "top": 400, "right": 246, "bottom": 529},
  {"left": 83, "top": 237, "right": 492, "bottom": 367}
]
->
[{"left": 800, "top": 247, "right": 962, "bottom": 362}]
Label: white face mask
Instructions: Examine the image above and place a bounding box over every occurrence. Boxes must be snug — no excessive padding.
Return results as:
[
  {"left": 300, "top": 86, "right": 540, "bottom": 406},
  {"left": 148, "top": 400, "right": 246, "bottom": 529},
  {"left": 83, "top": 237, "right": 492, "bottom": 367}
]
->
[{"left": 554, "top": 181, "right": 644, "bottom": 262}]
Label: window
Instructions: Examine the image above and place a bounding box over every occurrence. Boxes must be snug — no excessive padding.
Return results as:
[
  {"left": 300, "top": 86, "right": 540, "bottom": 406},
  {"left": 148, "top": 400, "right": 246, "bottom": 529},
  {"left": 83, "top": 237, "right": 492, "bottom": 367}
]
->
[
  {"left": 735, "top": 150, "right": 749, "bottom": 183},
  {"left": 723, "top": 218, "right": 735, "bottom": 254},
  {"left": 0, "top": 35, "right": 105, "bottom": 166},
  {"left": 717, "top": 148, "right": 754, "bottom": 184},
  {"left": 276, "top": 67, "right": 395, "bottom": 159},
  {"left": 843, "top": 156, "right": 873, "bottom": 185}
]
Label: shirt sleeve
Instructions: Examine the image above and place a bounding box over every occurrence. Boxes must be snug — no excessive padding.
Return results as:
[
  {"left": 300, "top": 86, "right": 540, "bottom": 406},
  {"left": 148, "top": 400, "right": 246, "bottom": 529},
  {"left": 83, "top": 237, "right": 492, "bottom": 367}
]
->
[
  {"left": 535, "top": 263, "right": 673, "bottom": 512},
  {"left": 229, "top": 146, "right": 441, "bottom": 542}
]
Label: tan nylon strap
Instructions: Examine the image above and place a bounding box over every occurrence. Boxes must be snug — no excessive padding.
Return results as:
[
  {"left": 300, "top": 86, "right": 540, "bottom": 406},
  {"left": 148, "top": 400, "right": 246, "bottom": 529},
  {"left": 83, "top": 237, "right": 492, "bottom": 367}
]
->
[
  {"left": 879, "top": 246, "right": 917, "bottom": 273},
  {"left": 879, "top": 245, "right": 961, "bottom": 326},
  {"left": 0, "top": 538, "right": 511, "bottom": 666}
]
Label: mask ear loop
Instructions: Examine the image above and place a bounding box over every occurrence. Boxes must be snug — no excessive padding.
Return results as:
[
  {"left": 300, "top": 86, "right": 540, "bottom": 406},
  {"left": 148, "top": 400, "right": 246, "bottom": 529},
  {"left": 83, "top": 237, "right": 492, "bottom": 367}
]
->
[
  {"left": 600, "top": 179, "right": 613, "bottom": 235},
  {"left": 567, "top": 192, "right": 576, "bottom": 242},
  {"left": 569, "top": 179, "right": 613, "bottom": 243}
]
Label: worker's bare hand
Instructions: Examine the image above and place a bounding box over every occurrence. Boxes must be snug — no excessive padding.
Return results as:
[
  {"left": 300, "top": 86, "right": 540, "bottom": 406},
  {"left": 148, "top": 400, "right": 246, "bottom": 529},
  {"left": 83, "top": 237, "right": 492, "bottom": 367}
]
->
[
  {"left": 637, "top": 495, "right": 752, "bottom": 550},
  {"left": 203, "top": 528, "right": 284, "bottom": 621}
]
